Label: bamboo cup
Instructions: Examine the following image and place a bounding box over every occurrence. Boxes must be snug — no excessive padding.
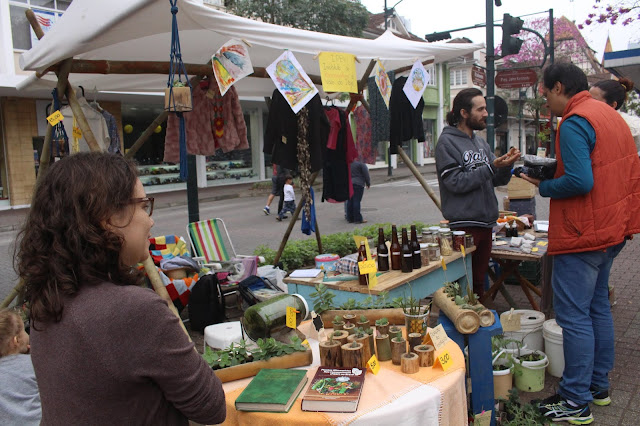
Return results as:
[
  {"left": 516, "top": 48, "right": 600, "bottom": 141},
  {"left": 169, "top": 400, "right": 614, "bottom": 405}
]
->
[
  {"left": 408, "top": 332, "right": 423, "bottom": 353},
  {"left": 414, "top": 344, "right": 435, "bottom": 367},
  {"left": 355, "top": 334, "right": 372, "bottom": 367},
  {"left": 331, "top": 330, "right": 349, "bottom": 347},
  {"left": 388, "top": 326, "right": 403, "bottom": 340},
  {"left": 319, "top": 339, "right": 342, "bottom": 368},
  {"left": 391, "top": 337, "right": 407, "bottom": 365},
  {"left": 376, "top": 334, "right": 392, "bottom": 361},
  {"left": 401, "top": 352, "right": 419, "bottom": 374},
  {"left": 341, "top": 342, "right": 364, "bottom": 369}
]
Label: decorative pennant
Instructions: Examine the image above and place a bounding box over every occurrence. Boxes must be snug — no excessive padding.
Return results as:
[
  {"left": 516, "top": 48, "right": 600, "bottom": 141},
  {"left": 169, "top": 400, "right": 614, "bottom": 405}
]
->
[
  {"left": 402, "top": 60, "right": 430, "bottom": 109},
  {"left": 211, "top": 39, "right": 254, "bottom": 96},
  {"left": 267, "top": 50, "right": 318, "bottom": 114},
  {"left": 318, "top": 52, "right": 358, "bottom": 93},
  {"left": 373, "top": 60, "right": 392, "bottom": 109}
]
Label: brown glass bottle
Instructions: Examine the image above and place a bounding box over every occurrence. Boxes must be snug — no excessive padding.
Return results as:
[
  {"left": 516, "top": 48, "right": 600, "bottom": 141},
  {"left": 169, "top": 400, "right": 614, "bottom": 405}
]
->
[
  {"left": 390, "top": 225, "right": 402, "bottom": 270},
  {"left": 357, "top": 242, "right": 368, "bottom": 286},
  {"left": 410, "top": 225, "right": 421, "bottom": 269},
  {"left": 377, "top": 227, "right": 389, "bottom": 272},
  {"left": 401, "top": 227, "right": 413, "bottom": 273}
]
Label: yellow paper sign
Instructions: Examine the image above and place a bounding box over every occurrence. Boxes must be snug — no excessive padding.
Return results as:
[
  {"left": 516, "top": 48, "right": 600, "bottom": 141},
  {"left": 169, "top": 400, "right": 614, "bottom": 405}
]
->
[
  {"left": 441, "top": 256, "right": 447, "bottom": 271},
  {"left": 537, "top": 241, "right": 548, "bottom": 246},
  {"left": 461, "top": 245, "right": 466, "bottom": 257},
  {"left": 474, "top": 410, "right": 492, "bottom": 426},
  {"left": 72, "top": 126, "right": 82, "bottom": 139},
  {"left": 358, "top": 259, "right": 377, "bottom": 275},
  {"left": 353, "top": 235, "right": 378, "bottom": 288},
  {"left": 428, "top": 324, "right": 449, "bottom": 351},
  {"left": 318, "top": 52, "right": 358, "bottom": 93},
  {"left": 286, "top": 306, "right": 299, "bottom": 329},
  {"left": 46, "top": 110, "right": 64, "bottom": 126},
  {"left": 433, "top": 350, "right": 453, "bottom": 371},
  {"left": 367, "top": 354, "right": 380, "bottom": 375}
]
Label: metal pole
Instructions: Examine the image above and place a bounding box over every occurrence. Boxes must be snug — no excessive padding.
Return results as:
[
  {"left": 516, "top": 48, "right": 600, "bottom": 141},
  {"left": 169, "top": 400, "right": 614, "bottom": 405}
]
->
[
  {"left": 485, "top": 0, "right": 496, "bottom": 152},
  {"left": 186, "top": 154, "right": 199, "bottom": 223}
]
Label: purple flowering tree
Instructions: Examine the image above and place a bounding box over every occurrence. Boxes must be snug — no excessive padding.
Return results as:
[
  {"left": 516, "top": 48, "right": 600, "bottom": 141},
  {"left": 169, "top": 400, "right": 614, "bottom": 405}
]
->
[{"left": 579, "top": 0, "right": 640, "bottom": 29}]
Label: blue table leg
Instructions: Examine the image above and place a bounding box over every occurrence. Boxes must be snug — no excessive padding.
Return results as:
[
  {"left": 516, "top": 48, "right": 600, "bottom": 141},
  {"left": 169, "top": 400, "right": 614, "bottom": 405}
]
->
[{"left": 440, "top": 310, "right": 503, "bottom": 426}]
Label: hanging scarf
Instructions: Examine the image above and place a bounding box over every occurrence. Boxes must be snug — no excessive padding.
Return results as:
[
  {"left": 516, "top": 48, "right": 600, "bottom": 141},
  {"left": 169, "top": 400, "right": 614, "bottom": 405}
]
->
[{"left": 297, "top": 107, "right": 312, "bottom": 222}]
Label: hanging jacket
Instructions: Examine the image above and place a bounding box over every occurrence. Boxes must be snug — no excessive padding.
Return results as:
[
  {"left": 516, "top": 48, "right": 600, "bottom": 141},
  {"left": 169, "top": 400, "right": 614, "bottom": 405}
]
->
[
  {"left": 389, "top": 76, "right": 425, "bottom": 154},
  {"left": 322, "top": 106, "right": 357, "bottom": 203},
  {"left": 542, "top": 91, "right": 640, "bottom": 255}
]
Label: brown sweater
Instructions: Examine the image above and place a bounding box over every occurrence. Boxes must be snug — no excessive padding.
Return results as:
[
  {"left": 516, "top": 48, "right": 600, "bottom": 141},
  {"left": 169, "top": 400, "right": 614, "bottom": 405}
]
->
[{"left": 31, "top": 282, "right": 226, "bottom": 425}]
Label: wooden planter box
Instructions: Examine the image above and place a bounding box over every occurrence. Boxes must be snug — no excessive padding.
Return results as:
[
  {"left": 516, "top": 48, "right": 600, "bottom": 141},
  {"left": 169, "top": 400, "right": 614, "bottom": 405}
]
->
[
  {"left": 320, "top": 308, "right": 404, "bottom": 327},
  {"left": 164, "top": 86, "right": 193, "bottom": 112},
  {"left": 213, "top": 349, "right": 313, "bottom": 383}
]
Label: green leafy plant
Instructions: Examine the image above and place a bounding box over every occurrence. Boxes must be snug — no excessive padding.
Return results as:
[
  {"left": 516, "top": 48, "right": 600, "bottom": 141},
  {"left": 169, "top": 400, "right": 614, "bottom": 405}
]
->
[
  {"left": 332, "top": 315, "right": 344, "bottom": 325},
  {"left": 202, "top": 337, "right": 307, "bottom": 369},
  {"left": 253, "top": 336, "right": 307, "bottom": 361},
  {"left": 375, "top": 317, "right": 389, "bottom": 326},
  {"left": 392, "top": 285, "right": 431, "bottom": 316},
  {"left": 498, "top": 388, "right": 550, "bottom": 425},
  {"left": 309, "top": 283, "right": 336, "bottom": 314},
  {"left": 359, "top": 315, "right": 367, "bottom": 323},
  {"left": 443, "top": 281, "right": 483, "bottom": 312},
  {"left": 172, "top": 80, "right": 186, "bottom": 87}
]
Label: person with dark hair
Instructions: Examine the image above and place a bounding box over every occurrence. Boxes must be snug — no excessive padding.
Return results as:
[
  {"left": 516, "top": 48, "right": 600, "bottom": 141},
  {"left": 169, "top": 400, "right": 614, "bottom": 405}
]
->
[
  {"left": 276, "top": 174, "right": 296, "bottom": 221},
  {"left": 16, "top": 153, "right": 226, "bottom": 425},
  {"left": 520, "top": 63, "right": 640, "bottom": 424},
  {"left": 0, "top": 309, "right": 41, "bottom": 425},
  {"left": 435, "top": 88, "right": 520, "bottom": 298},
  {"left": 346, "top": 160, "right": 371, "bottom": 224},
  {"left": 590, "top": 77, "right": 640, "bottom": 155}
]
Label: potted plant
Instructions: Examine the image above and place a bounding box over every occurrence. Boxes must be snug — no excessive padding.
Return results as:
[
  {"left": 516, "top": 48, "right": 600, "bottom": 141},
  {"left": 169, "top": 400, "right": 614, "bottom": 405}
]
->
[
  {"left": 164, "top": 80, "right": 192, "bottom": 112},
  {"left": 332, "top": 315, "right": 345, "bottom": 330},
  {"left": 357, "top": 314, "right": 369, "bottom": 328},
  {"left": 343, "top": 313, "right": 356, "bottom": 324},
  {"left": 513, "top": 349, "right": 548, "bottom": 392},
  {"left": 375, "top": 317, "right": 390, "bottom": 336},
  {"left": 491, "top": 346, "right": 514, "bottom": 400},
  {"left": 498, "top": 388, "right": 550, "bottom": 425},
  {"left": 392, "top": 288, "right": 432, "bottom": 336}
]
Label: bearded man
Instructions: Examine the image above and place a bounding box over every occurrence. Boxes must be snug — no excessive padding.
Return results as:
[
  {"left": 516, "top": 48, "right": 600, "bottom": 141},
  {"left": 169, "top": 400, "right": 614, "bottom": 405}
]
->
[{"left": 435, "top": 88, "right": 521, "bottom": 298}]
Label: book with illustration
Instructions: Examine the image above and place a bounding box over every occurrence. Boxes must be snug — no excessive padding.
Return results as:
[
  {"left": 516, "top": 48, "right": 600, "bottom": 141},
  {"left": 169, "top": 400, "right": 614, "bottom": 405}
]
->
[{"left": 301, "top": 366, "right": 365, "bottom": 413}]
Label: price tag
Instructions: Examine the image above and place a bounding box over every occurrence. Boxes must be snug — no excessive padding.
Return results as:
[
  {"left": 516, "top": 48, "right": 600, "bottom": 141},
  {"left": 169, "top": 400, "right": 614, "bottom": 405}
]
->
[
  {"left": 474, "top": 410, "right": 492, "bottom": 426},
  {"left": 433, "top": 350, "right": 453, "bottom": 371},
  {"left": 72, "top": 126, "right": 82, "bottom": 139},
  {"left": 302, "top": 339, "right": 309, "bottom": 347},
  {"left": 353, "top": 235, "right": 378, "bottom": 288},
  {"left": 501, "top": 309, "right": 521, "bottom": 332},
  {"left": 286, "top": 306, "right": 299, "bottom": 329},
  {"left": 46, "top": 110, "right": 64, "bottom": 126},
  {"left": 367, "top": 354, "right": 380, "bottom": 375},
  {"left": 531, "top": 247, "right": 539, "bottom": 252},
  {"left": 461, "top": 245, "right": 466, "bottom": 257},
  {"left": 358, "top": 259, "right": 377, "bottom": 275},
  {"left": 537, "top": 241, "right": 548, "bottom": 246},
  {"left": 440, "top": 256, "right": 447, "bottom": 271},
  {"left": 428, "top": 324, "right": 449, "bottom": 350}
]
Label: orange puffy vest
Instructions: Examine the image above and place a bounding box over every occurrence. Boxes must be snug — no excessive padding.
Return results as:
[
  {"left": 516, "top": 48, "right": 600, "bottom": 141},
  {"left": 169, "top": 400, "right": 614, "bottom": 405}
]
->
[{"left": 548, "top": 91, "right": 640, "bottom": 255}]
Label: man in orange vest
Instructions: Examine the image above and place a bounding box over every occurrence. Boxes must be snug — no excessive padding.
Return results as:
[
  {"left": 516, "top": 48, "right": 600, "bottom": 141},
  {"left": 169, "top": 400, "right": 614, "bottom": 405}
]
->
[{"left": 521, "top": 63, "right": 640, "bottom": 425}]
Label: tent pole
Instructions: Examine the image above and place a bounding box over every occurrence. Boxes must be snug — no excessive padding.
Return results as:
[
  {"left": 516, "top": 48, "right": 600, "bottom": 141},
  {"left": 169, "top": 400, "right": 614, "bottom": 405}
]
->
[
  {"left": 273, "top": 171, "right": 319, "bottom": 266},
  {"left": 397, "top": 147, "right": 441, "bottom": 211}
]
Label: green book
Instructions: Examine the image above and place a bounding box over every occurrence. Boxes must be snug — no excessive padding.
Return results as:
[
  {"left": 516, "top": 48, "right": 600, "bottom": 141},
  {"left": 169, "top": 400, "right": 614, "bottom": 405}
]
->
[{"left": 235, "top": 369, "right": 308, "bottom": 413}]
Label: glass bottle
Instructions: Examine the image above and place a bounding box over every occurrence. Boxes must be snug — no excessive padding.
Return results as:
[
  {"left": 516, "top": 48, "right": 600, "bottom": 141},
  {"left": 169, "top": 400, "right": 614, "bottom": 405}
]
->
[
  {"left": 410, "top": 225, "right": 421, "bottom": 269},
  {"left": 357, "top": 242, "right": 368, "bottom": 286},
  {"left": 511, "top": 221, "right": 519, "bottom": 237},
  {"left": 401, "top": 227, "right": 413, "bottom": 273},
  {"left": 390, "top": 225, "right": 402, "bottom": 271},
  {"left": 377, "top": 227, "right": 389, "bottom": 272}
]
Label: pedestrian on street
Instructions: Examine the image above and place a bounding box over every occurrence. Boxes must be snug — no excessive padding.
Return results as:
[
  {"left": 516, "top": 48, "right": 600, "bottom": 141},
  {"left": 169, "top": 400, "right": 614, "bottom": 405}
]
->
[
  {"left": 15, "top": 153, "right": 226, "bottom": 425},
  {"left": 276, "top": 175, "right": 296, "bottom": 221},
  {"left": 346, "top": 160, "right": 370, "bottom": 224},
  {"left": 435, "top": 88, "right": 520, "bottom": 298},
  {"left": 521, "top": 63, "right": 640, "bottom": 424},
  {"left": 263, "top": 164, "right": 289, "bottom": 216}
]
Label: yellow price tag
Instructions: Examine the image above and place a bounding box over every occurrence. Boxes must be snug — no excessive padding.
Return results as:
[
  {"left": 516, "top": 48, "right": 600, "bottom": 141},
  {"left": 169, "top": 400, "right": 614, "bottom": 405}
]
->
[
  {"left": 440, "top": 256, "right": 447, "bottom": 271},
  {"left": 302, "top": 339, "right": 309, "bottom": 347},
  {"left": 433, "top": 350, "right": 453, "bottom": 371},
  {"left": 46, "top": 110, "right": 64, "bottom": 126},
  {"left": 367, "top": 354, "right": 380, "bottom": 375},
  {"left": 461, "top": 245, "right": 466, "bottom": 257},
  {"left": 72, "top": 126, "right": 82, "bottom": 139},
  {"left": 286, "top": 306, "right": 299, "bottom": 329},
  {"left": 358, "top": 259, "right": 377, "bottom": 275},
  {"left": 537, "top": 241, "right": 548, "bottom": 246},
  {"left": 428, "top": 324, "right": 449, "bottom": 351},
  {"left": 474, "top": 410, "right": 492, "bottom": 426},
  {"left": 531, "top": 247, "right": 539, "bottom": 252}
]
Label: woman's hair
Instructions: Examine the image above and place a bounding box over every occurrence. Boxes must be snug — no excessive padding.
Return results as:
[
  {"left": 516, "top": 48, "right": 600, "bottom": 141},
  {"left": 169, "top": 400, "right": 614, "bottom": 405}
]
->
[
  {"left": 16, "top": 153, "right": 142, "bottom": 327},
  {"left": 591, "top": 77, "right": 635, "bottom": 110},
  {"left": 0, "top": 309, "right": 21, "bottom": 357},
  {"left": 446, "top": 88, "right": 483, "bottom": 126},
  {"left": 543, "top": 62, "right": 588, "bottom": 97}
]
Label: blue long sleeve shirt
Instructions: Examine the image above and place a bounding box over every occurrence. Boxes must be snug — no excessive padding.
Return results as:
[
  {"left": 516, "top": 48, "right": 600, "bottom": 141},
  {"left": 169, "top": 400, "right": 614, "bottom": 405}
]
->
[{"left": 539, "top": 116, "right": 596, "bottom": 199}]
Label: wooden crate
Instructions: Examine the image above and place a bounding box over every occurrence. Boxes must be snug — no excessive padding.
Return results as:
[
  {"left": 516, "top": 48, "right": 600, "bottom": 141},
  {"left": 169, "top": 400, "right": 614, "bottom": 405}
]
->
[{"left": 507, "top": 177, "right": 536, "bottom": 200}]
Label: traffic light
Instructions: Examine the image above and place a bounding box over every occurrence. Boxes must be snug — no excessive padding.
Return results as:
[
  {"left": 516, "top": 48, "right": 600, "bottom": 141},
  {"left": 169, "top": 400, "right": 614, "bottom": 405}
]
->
[{"left": 501, "top": 13, "right": 524, "bottom": 57}]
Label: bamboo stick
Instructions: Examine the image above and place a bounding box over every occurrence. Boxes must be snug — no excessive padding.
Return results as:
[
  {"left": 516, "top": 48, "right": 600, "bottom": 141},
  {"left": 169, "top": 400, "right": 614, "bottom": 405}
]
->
[
  {"left": 320, "top": 308, "right": 405, "bottom": 326},
  {"left": 414, "top": 344, "right": 435, "bottom": 367},
  {"left": 124, "top": 111, "right": 169, "bottom": 159},
  {"left": 391, "top": 337, "right": 406, "bottom": 365},
  {"left": 376, "top": 334, "right": 392, "bottom": 361},
  {"left": 341, "top": 342, "right": 364, "bottom": 369},
  {"left": 319, "top": 340, "right": 342, "bottom": 368},
  {"left": 397, "top": 147, "right": 441, "bottom": 211},
  {"left": 401, "top": 352, "right": 419, "bottom": 374}
]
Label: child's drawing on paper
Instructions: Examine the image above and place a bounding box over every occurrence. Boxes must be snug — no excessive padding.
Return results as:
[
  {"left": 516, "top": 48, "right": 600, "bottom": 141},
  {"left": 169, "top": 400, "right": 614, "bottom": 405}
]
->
[
  {"left": 403, "top": 60, "right": 429, "bottom": 109},
  {"left": 267, "top": 51, "right": 318, "bottom": 114},
  {"left": 212, "top": 39, "right": 254, "bottom": 96},
  {"left": 374, "top": 60, "right": 391, "bottom": 109}
]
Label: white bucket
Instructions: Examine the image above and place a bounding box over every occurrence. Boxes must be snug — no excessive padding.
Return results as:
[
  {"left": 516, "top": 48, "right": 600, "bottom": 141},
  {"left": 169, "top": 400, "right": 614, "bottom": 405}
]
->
[
  {"left": 543, "top": 319, "right": 564, "bottom": 378},
  {"left": 500, "top": 309, "right": 545, "bottom": 352}
]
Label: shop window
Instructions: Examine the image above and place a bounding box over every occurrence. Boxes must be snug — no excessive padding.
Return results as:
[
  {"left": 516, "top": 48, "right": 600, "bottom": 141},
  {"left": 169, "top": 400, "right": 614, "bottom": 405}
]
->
[
  {"left": 425, "top": 65, "right": 437, "bottom": 87},
  {"left": 422, "top": 119, "right": 435, "bottom": 158},
  {"left": 449, "top": 69, "right": 468, "bottom": 88}
]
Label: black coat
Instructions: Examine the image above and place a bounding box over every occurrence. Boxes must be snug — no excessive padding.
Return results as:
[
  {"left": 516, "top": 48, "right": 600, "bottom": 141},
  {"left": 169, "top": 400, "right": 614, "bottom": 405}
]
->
[{"left": 389, "top": 76, "right": 425, "bottom": 154}]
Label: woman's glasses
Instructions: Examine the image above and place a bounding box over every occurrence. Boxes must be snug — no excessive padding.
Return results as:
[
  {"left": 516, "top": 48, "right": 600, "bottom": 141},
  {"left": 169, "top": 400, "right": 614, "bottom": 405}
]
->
[{"left": 130, "top": 197, "right": 154, "bottom": 216}]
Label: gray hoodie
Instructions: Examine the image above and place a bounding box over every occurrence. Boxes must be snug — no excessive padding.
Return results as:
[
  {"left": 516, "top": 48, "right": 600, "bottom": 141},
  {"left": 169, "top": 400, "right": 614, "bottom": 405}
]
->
[{"left": 435, "top": 126, "right": 512, "bottom": 228}]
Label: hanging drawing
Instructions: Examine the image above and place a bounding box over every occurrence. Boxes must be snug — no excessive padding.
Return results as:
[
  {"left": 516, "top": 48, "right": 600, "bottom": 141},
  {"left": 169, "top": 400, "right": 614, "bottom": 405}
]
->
[
  {"left": 402, "top": 60, "right": 430, "bottom": 109},
  {"left": 267, "top": 50, "right": 318, "bottom": 114},
  {"left": 211, "top": 39, "right": 254, "bottom": 96},
  {"left": 374, "top": 60, "right": 392, "bottom": 109}
]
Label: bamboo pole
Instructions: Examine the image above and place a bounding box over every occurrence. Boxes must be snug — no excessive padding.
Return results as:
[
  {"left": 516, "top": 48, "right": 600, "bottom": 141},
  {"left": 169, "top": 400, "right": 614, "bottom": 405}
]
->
[
  {"left": 124, "top": 111, "right": 169, "bottom": 159},
  {"left": 0, "top": 283, "right": 23, "bottom": 309},
  {"left": 273, "top": 171, "right": 319, "bottom": 266},
  {"left": 346, "top": 59, "right": 376, "bottom": 113},
  {"left": 396, "top": 147, "right": 441, "bottom": 211},
  {"left": 390, "top": 59, "right": 435, "bottom": 75}
]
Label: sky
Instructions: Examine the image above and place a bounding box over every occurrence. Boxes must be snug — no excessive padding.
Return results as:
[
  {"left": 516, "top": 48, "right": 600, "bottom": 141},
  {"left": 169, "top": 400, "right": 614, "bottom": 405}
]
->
[{"left": 359, "top": 0, "right": 639, "bottom": 61}]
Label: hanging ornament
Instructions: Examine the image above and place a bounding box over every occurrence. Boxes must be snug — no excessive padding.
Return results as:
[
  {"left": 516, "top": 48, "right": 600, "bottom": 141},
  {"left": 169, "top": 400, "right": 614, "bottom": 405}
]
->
[
  {"left": 124, "top": 124, "right": 133, "bottom": 134},
  {"left": 154, "top": 125, "right": 163, "bottom": 134}
]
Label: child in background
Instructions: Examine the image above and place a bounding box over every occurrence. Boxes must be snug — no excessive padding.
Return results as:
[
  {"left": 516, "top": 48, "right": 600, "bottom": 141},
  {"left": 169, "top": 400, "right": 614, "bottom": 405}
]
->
[
  {"left": 277, "top": 175, "right": 296, "bottom": 221},
  {"left": 0, "top": 309, "right": 41, "bottom": 425}
]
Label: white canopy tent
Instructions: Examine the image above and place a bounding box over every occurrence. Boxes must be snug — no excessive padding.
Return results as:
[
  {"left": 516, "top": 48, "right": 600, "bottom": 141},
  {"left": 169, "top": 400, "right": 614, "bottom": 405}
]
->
[{"left": 18, "top": 0, "right": 483, "bottom": 96}]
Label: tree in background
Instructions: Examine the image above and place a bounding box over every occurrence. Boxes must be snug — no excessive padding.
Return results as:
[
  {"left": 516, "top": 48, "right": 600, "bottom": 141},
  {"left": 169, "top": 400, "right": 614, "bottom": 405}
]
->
[
  {"left": 226, "top": 0, "right": 370, "bottom": 37},
  {"left": 579, "top": 0, "right": 640, "bottom": 29}
]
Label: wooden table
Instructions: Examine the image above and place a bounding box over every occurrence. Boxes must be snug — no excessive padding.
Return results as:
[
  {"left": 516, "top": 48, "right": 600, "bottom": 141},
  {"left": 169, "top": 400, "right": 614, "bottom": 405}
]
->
[
  {"left": 284, "top": 248, "right": 476, "bottom": 306},
  {"left": 483, "top": 232, "right": 551, "bottom": 312}
]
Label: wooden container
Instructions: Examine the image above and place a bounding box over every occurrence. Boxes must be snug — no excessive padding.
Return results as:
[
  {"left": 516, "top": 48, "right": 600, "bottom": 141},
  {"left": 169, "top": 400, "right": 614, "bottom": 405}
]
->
[
  {"left": 343, "top": 323, "right": 356, "bottom": 335},
  {"left": 355, "top": 334, "right": 372, "bottom": 368},
  {"left": 414, "top": 344, "right": 435, "bottom": 367},
  {"left": 408, "top": 332, "right": 423, "bottom": 353},
  {"left": 343, "top": 313, "right": 356, "bottom": 323},
  {"left": 319, "top": 340, "right": 342, "bottom": 368},
  {"left": 391, "top": 337, "right": 407, "bottom": 365},
  {"left": 507, "top": 177, "right": 536, "bottom": 200},
  {"left": 478, "top": 309, "right": 496, "bottom": 327},
  {"left": 164, "top": 86, "right": 192, "bottom": 112},
  {"left": 433, "top": 288, "right": 480, "bottom": 334},
  {"left": 375, "top": 322, "right": 390, "bottom": 336},
  {"left": 401, "top": 352, "right": 419, "bottom": 374},
  {"left": 388, "top": 326, "right": 403, "bottom": 340},
  {"left": 213, "top": 349, "right": 313, "bottom": 383},
  {"left": 321, "top": 308, "right": 405, "bottom": 327},
  {"left": 376, "top": 334, "right": 392, "bottom": 361},
  {"left": 330, "top": 330, "right": 349, "bottom": 346},
  {"left": 341, "top": 342, "right": 364, "bottom": 369}
]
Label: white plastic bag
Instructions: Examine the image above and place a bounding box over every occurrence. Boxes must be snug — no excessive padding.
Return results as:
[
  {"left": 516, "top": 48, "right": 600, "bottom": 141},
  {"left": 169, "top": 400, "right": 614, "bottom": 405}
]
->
[{"left": 257, "top": 265, "right": 288, "bottom": 293}]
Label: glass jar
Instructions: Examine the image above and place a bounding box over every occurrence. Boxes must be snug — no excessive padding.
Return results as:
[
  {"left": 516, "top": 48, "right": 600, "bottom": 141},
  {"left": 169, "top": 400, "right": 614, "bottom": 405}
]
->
[
  {"left": 419, "top": 243, "right": 429, "bottom": 267},
  {"left": 439, "top": 219, "right": 450, "bottom": 228},
  {"left": 465, "top": 234, "right": 474, "bottom": 249},
  {"left": 421, "top": 228, "right": 434, "bottom": 244},
  {"left": 241, "top": 294, "right": 309, "bottom": 341},
  {"left": 429, "top": 226, "right": 440, "bottom": 245},
  {"left": 439, "top": 228, "right": 453, "bottom": 256},
  {"left": 427, "top": 243, "right": 440, "bottom": 261},
  {"left": 453, "top": 231, "right": 466, "bottom": 252}
]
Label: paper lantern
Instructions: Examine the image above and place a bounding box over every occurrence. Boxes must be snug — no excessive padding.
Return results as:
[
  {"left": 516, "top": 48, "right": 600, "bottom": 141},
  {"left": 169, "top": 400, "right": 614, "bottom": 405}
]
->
[
  {"left": 124, "top": 124, "right": 133, "bottom": 134},
  {"left": 154, "top": 125, "right": 162, "bottom": 134}
]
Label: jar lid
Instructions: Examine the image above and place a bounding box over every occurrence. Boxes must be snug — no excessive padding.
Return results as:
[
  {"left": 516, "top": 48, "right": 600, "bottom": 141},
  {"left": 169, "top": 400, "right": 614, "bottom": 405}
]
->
[
  {"left": 427, "top": 243, "right": 439, "bottom": 247},
  {"left": 453, "top": 231, "right": 466, "bottom": 235},
  {"left": 421, "top": 228, "right": 430, "bottom": 234},
  {"left": 315, "top": 253, "right": 340, "bottom": 261},
  {"left": 438, "top": 228, "right": 451, "bottom": 232},
  {"left": 420, "top": 243, "right": 428, "bottom": 248},
  {"left": 429, "top": 226, "right": 440, "bottom": 231}
]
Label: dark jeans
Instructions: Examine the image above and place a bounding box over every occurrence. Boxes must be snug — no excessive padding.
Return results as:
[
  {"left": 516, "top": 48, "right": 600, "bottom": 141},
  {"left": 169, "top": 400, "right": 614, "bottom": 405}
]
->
[
  {"left": 457, "top": 226, "right": 493, "bottom": 298},
  {"left": 278, "top": 200, "right": 296, "bottom": 219},
  {"left": 347, "top": 185, "right": 365, "bottom": 223}
]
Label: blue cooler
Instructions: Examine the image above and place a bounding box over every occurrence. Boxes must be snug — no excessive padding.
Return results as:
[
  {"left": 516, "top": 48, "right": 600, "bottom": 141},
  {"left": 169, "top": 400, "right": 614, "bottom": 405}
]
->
[{"left": 315, "top": 254, "right": 340, "bottom": 272}]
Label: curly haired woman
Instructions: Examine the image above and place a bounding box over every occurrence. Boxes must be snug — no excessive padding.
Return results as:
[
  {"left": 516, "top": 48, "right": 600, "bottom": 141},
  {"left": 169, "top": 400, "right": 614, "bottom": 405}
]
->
[{"left": 16, "top": 153, "right": 225, "bottom": 425}]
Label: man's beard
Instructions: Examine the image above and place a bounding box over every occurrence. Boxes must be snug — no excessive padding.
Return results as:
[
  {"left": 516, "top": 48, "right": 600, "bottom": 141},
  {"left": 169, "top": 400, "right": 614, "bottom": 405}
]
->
[{"left": 466, "top": 116, "right": 486, "bottom": 131}]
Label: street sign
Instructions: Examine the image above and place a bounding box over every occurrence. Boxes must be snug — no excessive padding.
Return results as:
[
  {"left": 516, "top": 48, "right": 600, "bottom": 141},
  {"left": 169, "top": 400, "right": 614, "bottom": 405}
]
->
[
  {"left": 495, "top": 69, "right": 537, "bottom": 89},
  {"left": 472, "top": 66, "right": 486, "bottom": 87}
]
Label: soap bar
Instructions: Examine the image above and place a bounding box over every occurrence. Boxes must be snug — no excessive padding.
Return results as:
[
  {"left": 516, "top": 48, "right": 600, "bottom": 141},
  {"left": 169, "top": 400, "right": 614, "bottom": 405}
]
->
[
  {"left": 523, "top": 233, "right": 536, "bottom": 241},
  {"left": 510, "top": 237, "right": 523, "bottom": 247}
]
